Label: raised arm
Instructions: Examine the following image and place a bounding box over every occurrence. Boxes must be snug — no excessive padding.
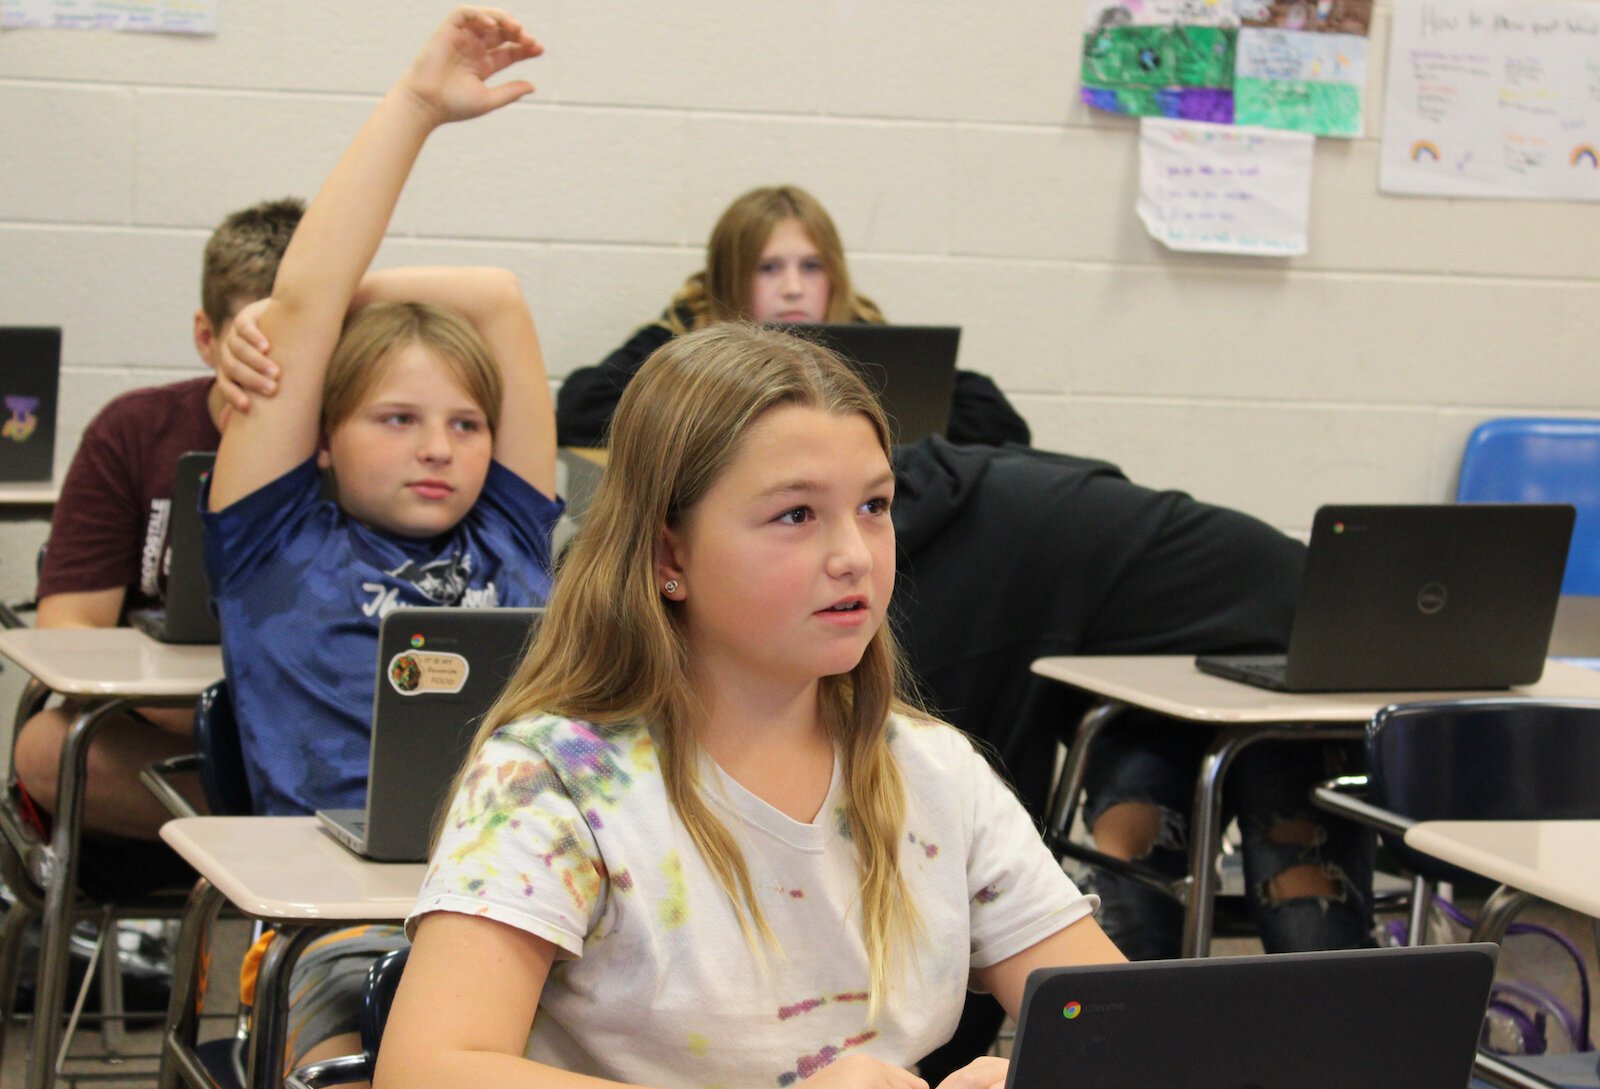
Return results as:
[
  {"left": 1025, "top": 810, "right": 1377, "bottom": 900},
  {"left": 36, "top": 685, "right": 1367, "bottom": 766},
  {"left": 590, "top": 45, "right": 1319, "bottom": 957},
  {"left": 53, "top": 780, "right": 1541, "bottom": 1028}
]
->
[
  {"left": 354, "top": 267, "right": 556, "bottom": 498},
  {"left": 209, "top": 7, "right": 541, "bottom": 511}
]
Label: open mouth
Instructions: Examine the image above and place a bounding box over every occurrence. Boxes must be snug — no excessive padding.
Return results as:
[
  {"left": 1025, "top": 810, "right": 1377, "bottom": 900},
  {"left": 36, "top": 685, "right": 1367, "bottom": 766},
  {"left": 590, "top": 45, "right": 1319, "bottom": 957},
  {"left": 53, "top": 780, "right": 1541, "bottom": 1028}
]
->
[{"left": 822, "top": 601, "right": 866, "bottom": 613}]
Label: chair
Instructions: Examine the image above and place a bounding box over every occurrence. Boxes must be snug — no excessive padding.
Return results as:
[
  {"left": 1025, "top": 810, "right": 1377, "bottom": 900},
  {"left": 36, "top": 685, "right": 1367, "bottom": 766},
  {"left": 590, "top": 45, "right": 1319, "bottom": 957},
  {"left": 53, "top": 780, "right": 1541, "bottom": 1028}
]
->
[
  {"left": 1314, "top": 699, "right": 1600, "bottom": 1089},
  {"left": 1457, "top": 417, "right": 1600, "bottom": 596},
  {"left": 143, "top": 680, "right": 253, "bottom": 821},
  {"left": 284, "top": 946, "right": 409, "bottom": 1089}
]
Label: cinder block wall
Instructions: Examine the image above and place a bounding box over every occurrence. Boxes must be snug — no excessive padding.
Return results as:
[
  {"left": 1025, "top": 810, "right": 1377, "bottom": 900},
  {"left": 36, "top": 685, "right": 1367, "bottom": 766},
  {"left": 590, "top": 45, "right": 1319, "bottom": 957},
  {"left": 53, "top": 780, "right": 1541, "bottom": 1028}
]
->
[{"left": 3, "top": 0, "right": 1598, "bottom": 616}]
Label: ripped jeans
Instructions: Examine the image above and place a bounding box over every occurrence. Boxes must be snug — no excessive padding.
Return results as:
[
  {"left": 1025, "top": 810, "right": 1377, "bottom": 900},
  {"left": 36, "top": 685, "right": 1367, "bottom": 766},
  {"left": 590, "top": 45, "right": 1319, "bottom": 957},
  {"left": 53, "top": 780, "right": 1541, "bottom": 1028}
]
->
[{"left": 1081, "top": 717, "right": 1377, "bottom": 961}]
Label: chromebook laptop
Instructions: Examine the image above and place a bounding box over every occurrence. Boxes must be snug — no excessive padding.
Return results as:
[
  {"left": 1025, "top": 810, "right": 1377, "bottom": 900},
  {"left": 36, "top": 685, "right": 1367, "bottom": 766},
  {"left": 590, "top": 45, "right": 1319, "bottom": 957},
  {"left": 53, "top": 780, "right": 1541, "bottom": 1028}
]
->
[
  {"left": 0, "top": 327, "right": 61, "bottom": 484},
  {"left": 780, "top": 324, "right": 959, "bottom": 443},
  {"left": 317, "top": 606, "right": 542, "bottom": 862},
  {"left": 129, "top": 452, "right": 220, "bottom": 645},
  {"left": 1196, "top": 503, "right": 1573, "bottom": 692},
  {"left": 1005, "top": 945, "right": 1497, "bottom": 1089}
]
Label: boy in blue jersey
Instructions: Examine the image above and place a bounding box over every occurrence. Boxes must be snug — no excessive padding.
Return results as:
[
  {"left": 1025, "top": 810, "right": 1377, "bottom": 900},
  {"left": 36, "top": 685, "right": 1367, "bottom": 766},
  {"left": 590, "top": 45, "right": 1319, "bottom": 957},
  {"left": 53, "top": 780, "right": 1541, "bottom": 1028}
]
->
[
  {"left": 203, "top": 9, "right": 558, "bottom": 820},
  {"left": 200, "top": 8, "right": 555, "bottom": 1071}
]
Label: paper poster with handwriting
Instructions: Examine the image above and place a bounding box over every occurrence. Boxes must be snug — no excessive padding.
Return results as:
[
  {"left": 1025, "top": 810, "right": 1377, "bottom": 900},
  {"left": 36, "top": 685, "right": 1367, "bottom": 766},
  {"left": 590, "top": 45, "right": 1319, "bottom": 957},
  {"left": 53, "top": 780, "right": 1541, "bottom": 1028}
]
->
[
  {"left": 1082, "top": 0, "right": 1373, "bottom": 134},
  {"left": 2, "top": 0, "right": 215, "bottom": 32},
  {"left": 1137, "top": 117, "right": 1317, "bottom": 254},
  {"left": 1380, "top": 0, "right": 1600, "bottom": 200}
]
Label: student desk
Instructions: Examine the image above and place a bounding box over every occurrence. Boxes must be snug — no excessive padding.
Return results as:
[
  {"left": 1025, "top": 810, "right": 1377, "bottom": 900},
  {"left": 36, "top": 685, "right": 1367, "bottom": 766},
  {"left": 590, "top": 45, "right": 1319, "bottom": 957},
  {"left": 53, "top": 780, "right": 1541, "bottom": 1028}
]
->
[
  {"left": 1404, "top": 819, "right": 1600, "bottom": 925},
  {"left": 0, "top": 627, "right": 221, "bottom": 1089},
  {"left": 0, "top": 481, "right": 59, "bottom": 516},
  {"left": 1401, "top": 821, "right": 1600, "bottom": 1089},
  {"left": 156, "top": 817, "right": 424, "bottom": 1089},
  {"left": 1029, "top": 655, "right": 1600, "bottom": 958}
]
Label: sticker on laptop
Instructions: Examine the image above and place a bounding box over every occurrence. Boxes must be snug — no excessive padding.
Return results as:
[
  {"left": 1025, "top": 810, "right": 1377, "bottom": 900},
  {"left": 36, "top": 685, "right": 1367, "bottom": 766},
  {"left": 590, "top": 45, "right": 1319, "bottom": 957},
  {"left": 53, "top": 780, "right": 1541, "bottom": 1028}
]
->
[{"left": 387, "top": 650, "right": 469, "bottom": 695}]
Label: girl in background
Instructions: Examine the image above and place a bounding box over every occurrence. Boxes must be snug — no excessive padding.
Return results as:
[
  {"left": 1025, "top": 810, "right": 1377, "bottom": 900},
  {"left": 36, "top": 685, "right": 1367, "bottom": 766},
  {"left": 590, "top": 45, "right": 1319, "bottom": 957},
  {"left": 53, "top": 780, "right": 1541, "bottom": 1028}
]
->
[{"left": 556, "top": 185, "right": 1030, "bottom": 449}]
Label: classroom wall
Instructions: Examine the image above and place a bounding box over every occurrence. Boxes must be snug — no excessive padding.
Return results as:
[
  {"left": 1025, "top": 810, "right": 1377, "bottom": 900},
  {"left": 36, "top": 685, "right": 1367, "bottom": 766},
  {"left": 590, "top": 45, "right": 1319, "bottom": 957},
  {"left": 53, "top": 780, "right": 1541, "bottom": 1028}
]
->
[{"left": 2, "top": 0, "right": 1599, "bottom": 612}]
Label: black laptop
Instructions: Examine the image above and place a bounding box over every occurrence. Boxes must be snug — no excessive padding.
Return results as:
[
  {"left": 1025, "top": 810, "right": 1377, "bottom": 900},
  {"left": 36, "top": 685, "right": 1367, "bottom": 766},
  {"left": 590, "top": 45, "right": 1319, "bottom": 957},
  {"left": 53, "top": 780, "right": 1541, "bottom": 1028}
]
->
[
  {"left": 0, "top": 327, "right": 62, "bottom": 484},
  {"left": 129, "top": 452, "right": 220, "bottom": 644},
  {"left": 779, "top": 323, "right": 960, "bottom": 443},
  {"left": 1196, "top": 503, "right": 1573, "bottom": 692},
  {"left": 1005, "top": 945, "right": 1497, "bottom": 1089},
  {"left": 317, "top": 606, "right": 542, "bottom": 862}
]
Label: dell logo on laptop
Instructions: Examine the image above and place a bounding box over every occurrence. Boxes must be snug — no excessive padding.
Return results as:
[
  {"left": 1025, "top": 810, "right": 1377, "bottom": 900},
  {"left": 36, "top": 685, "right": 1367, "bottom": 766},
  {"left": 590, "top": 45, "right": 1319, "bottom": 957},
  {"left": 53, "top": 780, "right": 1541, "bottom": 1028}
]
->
[{"left": 1416, "top": 582, "right": 1448, "bottom": 615}]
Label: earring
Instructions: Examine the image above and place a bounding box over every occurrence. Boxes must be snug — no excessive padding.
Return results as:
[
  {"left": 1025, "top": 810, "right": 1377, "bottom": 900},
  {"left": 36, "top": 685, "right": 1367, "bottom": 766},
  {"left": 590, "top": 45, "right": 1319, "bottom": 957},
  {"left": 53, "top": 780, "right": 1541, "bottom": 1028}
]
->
[{"left": 663, "top": 580, "right": 679, "bottom": 594}]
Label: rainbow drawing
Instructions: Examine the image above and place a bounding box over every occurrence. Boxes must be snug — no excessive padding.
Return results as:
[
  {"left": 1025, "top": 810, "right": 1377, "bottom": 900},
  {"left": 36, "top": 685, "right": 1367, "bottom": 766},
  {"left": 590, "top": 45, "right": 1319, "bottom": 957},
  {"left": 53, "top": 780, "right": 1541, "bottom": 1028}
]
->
[
  {"left": 1411, "top": 140, "right": 1441, "bottom": 162},
  {"left": 1572, "top": 145, "right": 1599, "bottom": 169}
]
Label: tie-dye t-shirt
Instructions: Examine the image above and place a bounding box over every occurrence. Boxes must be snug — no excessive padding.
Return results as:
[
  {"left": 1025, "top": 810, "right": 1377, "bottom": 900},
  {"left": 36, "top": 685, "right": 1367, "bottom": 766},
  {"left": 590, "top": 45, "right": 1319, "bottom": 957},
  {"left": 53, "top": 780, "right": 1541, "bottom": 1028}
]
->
[{"left": 412, "top": 712, "right": 1096, "bottom": 1088}]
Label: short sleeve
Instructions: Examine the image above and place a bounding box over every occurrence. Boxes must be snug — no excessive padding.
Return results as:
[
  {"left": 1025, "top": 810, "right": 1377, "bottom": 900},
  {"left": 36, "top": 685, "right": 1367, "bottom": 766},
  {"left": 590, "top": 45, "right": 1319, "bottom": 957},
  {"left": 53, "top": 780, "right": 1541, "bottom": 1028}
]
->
[
  {"left": 475, "top": 461, "right": 564, "bottom": 571},
  {"left": 37, "top": 411, "right": 143, "bottom": 599},
  {"left": 960, "top": 740, "right": 1097, "bottom": 969},
  {"left": 409, "top": 729, "right": 607, "bottom": 956},
  {"left": 201, "top": 457, "right": 324, "bottom": 594}
]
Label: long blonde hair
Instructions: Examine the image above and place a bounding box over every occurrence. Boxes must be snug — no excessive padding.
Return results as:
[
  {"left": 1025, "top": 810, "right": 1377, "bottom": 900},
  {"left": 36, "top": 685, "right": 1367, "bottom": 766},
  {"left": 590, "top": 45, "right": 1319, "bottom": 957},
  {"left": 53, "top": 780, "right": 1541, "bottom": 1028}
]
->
[
  {"left": 663, "top": 185, "right": 886, "bottom": 333},
  {"left": 462, "top": 323, "right": 918, "bottom": 1010}
]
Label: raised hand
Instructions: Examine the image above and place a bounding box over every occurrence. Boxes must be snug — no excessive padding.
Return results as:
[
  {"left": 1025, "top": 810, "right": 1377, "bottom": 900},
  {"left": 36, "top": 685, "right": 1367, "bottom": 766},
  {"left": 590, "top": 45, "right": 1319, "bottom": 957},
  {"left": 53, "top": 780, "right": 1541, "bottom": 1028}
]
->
[
  {"left": 400, "top": 6, "right": 543, "bottom": 126},
  {"left": 215, "top": 297, "right": 278, "bottom": 413}
]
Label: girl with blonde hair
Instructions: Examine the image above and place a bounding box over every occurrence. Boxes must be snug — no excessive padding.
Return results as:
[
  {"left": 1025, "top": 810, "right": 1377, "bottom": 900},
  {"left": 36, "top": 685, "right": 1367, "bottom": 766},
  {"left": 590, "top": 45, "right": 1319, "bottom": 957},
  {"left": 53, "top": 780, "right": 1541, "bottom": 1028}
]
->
[
  {"left": 555, "top": 184, "right": 1029, "bottom": 448},
  {"left": 381, "top": 322, "right": 1122, "bottom": 1089}
]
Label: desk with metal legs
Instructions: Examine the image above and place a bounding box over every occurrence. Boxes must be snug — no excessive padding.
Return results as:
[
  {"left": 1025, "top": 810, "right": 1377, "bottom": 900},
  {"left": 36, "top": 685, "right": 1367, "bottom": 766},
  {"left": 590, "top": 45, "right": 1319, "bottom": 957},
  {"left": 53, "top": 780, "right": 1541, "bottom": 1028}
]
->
[
  {"left": 157, "top": 817, "right": 424, "bottom": 1089},
  {"left": 1401, "top": 820, "right": 1600, "bottom": 1089},
  {"left": 1030, "top": 656, "right": 1600, "bottom": 959},
  {"left": 0, "top": 627, "right": 221, "bottom": 1089}
]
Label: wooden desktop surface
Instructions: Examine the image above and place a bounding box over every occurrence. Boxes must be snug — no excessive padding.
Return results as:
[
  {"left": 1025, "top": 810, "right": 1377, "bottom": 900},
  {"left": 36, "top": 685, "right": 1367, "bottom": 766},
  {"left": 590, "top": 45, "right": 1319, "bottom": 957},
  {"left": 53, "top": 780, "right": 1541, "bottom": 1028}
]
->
[
  {"left": 160, "top": 816, "right": 424, "bottom": 920},
  {"left": 0, "top": 626, "right": 222, "bottom": 697},
  {"left": 1029, "top": 656, "right": 1600, "bottom": 724},
  {"left": 1403, "top": 820, "right": 1600, "bottom": 917}
]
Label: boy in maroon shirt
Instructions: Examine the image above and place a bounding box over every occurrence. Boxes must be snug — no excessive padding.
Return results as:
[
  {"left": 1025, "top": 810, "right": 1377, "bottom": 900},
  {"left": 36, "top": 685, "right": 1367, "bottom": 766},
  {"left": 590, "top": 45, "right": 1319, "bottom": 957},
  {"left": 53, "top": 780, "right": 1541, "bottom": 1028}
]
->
[{"left": 13, "top": 198, "right": 301, "bottom": 856}]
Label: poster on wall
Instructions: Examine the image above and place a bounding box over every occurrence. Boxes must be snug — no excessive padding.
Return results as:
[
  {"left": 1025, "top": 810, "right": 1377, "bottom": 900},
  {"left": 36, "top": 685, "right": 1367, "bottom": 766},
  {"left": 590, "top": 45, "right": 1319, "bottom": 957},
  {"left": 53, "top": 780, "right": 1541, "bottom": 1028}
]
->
[
  {"left": 1081, "top": 0, "right": 1372, "bottom": 134},
  {"left": 1379, "top": 0, "right": 1600, "bottom": 201},
  {"left": 1137, "top": 118, "right": 1317, "bottom": 254},
  {"left": 2, "top": 0, "right": 216, "bottom": 33}
]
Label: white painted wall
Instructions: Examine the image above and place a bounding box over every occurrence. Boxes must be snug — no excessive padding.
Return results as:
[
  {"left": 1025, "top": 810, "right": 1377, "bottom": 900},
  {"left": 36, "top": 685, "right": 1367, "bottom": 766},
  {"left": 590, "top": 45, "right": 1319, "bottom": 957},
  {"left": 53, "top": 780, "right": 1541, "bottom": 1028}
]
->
[{"left": 2, "top": 0, "right": 1598, "bottom": 620}]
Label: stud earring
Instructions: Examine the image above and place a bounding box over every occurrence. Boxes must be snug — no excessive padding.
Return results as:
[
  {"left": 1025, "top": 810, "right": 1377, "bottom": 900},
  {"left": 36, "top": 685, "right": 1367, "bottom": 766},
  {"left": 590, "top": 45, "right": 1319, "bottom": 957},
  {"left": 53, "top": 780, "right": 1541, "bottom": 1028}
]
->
[{"left": 663, "top": 580, "right": 679, "bottom": 594}]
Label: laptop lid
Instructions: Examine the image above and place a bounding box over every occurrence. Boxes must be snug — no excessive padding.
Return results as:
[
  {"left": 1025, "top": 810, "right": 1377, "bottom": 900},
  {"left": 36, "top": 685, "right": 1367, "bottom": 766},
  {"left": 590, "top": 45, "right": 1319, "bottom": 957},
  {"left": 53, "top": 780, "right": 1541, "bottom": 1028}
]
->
[
  {"left": 779, "top": 324, "right": 960, "bottom": 444},
  {"left": 0, "top": 327, "right": 62, "bottom": 484},
  {"left": 357, "top": 606, "right": 543, "bottom": 862},
  {"left": 1280, "top": 503, "right": 1572, "bottom": 691},
  {"left": 1004, "top": 945, "right": 1497, "bottom": 1089},
  {"left": 157, "top": 451, "right": 220, "bottom": 643}
]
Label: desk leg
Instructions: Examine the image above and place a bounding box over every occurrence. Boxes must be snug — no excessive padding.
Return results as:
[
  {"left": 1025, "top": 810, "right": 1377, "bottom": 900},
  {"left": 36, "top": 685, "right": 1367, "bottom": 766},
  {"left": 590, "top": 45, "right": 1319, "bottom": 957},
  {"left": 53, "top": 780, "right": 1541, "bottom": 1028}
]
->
[
  {"left": 1045, "top": 700, "right": 1125, "bottom": 853},
  {"left": 1472, "top": 1050, "right": 1568, "bottom": 1089},
  {"left": 25, "top": 697, "right": 128, "bottom": 1089},
  {"left": 248, "top": 926, "right": 318, "bottom": 1089},
  {"left": 1468, "top": 884, "right": 1537, "bottom": 946},
  {"left": 159, "top": 879, "right": 225, "bottom": 1089},
  {"left": 1180, "top": 723, "right": 1364, "bottom": 960}
]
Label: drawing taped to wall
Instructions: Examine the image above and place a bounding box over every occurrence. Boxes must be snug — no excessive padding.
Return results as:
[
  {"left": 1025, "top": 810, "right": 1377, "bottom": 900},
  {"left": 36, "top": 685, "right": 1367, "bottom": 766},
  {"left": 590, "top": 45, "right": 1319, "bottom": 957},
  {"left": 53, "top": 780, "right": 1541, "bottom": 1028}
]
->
[{"left": 1081, "top": 0, "right": 1372, "bottom": 135}]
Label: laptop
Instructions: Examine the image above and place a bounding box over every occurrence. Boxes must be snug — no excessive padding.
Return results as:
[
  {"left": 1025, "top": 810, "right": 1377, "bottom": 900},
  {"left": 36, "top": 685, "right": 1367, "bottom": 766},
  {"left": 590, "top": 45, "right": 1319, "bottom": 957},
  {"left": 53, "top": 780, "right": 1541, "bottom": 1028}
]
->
[
  {"left": 318, "top": 606, "right": 542, "bottom": 862},
  {"left": 779, "top": 323, "right": 960, "bottom": 443},
  {"left": 1196, "top": 503, "right": 1573, "bottom": 692},
  {"left": 1005, "top": 945, "right": 1497, "bottom": 1089},
  {"left": 0, "top": 327, "right": 62, "bottom": 484},
  {"left": 130, "top": 452, "right": 220, "bottom": 644}
]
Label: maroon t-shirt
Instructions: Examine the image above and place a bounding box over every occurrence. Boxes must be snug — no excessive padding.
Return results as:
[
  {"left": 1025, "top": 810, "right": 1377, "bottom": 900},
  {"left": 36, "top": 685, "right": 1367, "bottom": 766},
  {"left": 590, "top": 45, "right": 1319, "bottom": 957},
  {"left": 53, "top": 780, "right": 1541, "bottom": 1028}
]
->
[{"left": 37, "top": 376, "right": 222, "bottom": 615}]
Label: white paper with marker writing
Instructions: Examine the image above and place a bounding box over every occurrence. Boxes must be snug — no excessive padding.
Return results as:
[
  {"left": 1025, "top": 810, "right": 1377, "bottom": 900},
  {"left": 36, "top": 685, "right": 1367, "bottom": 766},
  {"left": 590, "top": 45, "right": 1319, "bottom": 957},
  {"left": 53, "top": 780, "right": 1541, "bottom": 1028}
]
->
[
  {"left": 1378, "top": 0, "right": 1600, "bottom": 201},
  {"left": 1137, "top": 117, "right": 1316, "bottom": 255},
  {"left": 2, "top": 0, "right": 217, "bottom": 33}
]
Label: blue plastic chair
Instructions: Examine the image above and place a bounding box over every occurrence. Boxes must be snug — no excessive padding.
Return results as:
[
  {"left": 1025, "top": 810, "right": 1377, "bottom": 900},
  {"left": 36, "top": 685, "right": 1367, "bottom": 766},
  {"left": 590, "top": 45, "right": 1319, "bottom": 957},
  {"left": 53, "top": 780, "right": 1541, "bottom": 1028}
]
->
[{"left": 1457, "top": 417, "right": 1600, "bottom": 596}]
